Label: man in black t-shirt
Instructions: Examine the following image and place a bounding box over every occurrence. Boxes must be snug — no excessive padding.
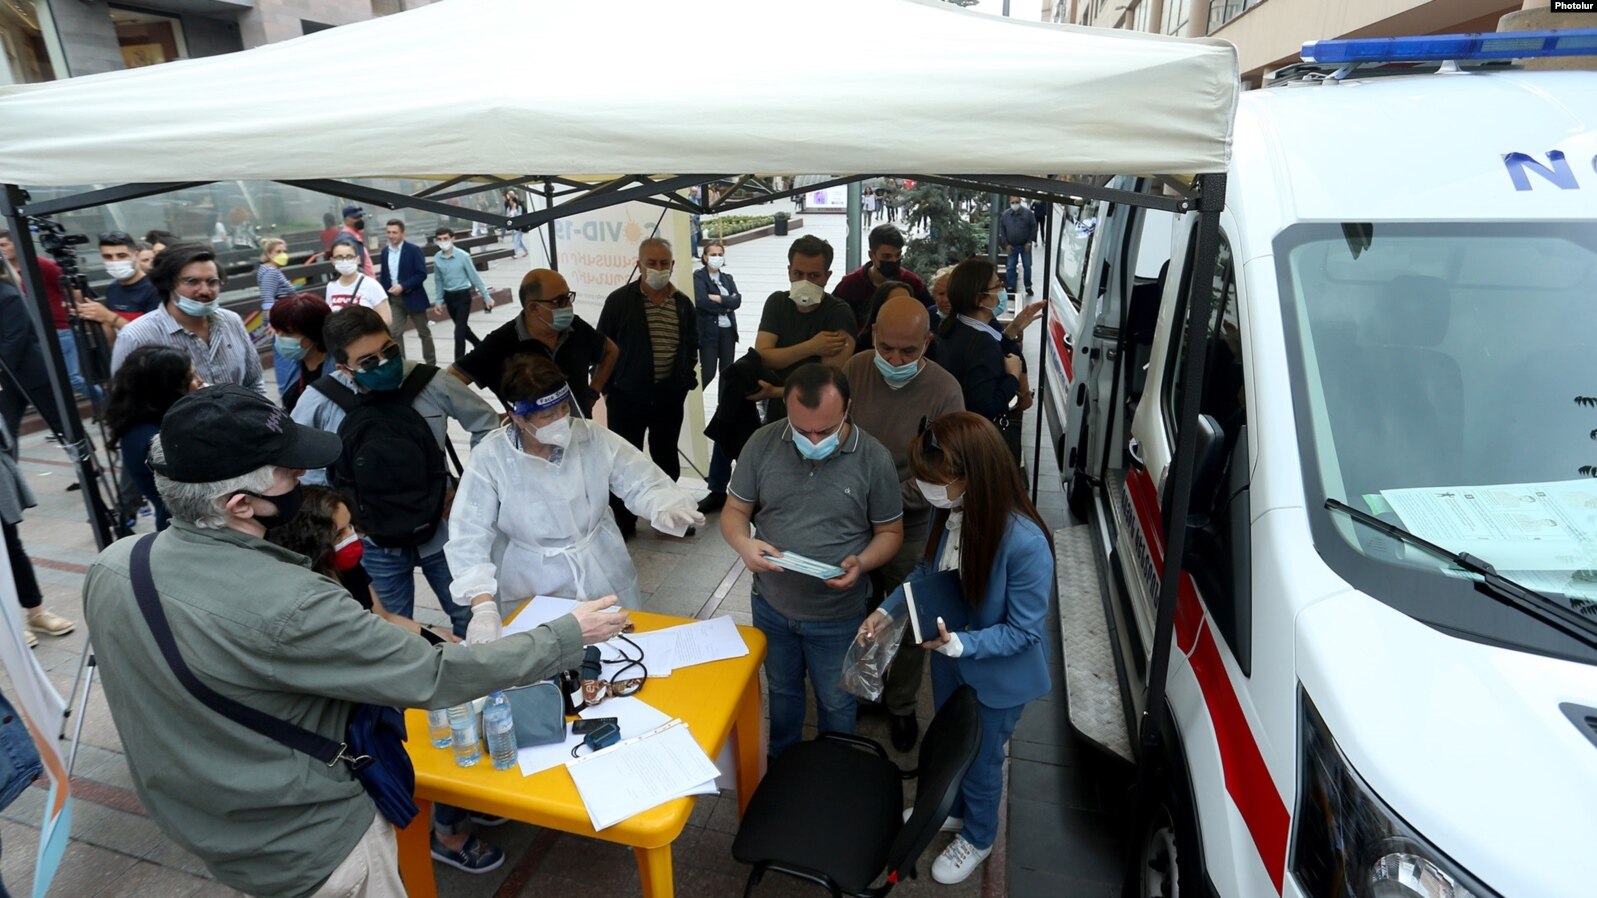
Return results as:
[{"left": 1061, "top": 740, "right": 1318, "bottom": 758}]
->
[
  {"left": 754, "top": 236, "right": 856, "bottom": 420},
  {"left": 450, "top": 269, "right": 617, "bottom": 416},
  {"left": 75, "top": 232, "right": 161, "bottom": 347}
]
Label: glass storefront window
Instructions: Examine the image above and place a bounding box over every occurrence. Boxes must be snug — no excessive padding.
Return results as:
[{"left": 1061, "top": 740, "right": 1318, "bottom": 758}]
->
[
  {"left": 0, "top": 0, "right": 62, "bottom": 84},
  {"left": 109, "top": 5, "right": 187, "bottom": 68},
  {"left": 1162, "top": 0, "right": 1190, "bottom": 35}
]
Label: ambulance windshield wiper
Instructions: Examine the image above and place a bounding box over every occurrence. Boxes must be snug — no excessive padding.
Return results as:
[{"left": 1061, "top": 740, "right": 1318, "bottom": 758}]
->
[{"left": 1325, "top": 497, "right": 1597, "bottom": 650}]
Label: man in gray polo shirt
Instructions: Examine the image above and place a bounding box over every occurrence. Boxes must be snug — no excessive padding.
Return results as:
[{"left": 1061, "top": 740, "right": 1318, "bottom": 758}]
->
[{"left": 721, "top": 363, "right": 904, "bottom": 760}]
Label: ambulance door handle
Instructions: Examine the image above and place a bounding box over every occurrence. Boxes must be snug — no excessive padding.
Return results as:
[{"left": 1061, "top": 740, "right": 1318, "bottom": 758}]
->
[{"left": 1128, "top": 437, "right": 1145, "bottom": 468}]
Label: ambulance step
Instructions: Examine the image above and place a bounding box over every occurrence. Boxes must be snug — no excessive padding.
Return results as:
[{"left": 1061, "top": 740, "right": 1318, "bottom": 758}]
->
[{"left": 1056, "top": 524, "right": 1134, "bottom": 763}]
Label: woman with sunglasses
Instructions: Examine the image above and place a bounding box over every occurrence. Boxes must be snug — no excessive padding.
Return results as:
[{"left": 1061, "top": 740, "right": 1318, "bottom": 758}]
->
[
  {"left": 860, "top": 411, "right": 1054, "bottom": 885},
  {"left": 933, "top": 258, "right": 1034, "bottom": 464},
  {"left": 446, "top": 354, "right": 703, "bottom": 621}
]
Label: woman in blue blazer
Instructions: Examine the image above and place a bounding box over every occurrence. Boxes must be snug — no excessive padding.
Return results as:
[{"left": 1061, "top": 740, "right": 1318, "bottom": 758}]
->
[{"left": 862, "top": 411, "right": 1054, "bottom": 885}]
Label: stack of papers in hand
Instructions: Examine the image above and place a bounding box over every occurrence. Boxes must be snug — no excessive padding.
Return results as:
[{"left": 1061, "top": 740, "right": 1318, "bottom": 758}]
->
[
  {"left": 625, "top": 616, "right": 749, "bottom": 672},
  {"left": 566, "top": 719, "right": 720, "bottom": 831}
]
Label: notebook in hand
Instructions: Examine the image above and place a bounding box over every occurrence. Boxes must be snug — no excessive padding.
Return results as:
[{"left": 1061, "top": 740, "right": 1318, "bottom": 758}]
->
[{"left": 899, "top": 570, "right": 968, "bottom": 645}]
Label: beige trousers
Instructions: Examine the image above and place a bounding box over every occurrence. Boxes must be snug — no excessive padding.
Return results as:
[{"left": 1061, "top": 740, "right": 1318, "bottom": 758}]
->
[{"left": 307, "top": 810, "right": 405, "bottom": 898}]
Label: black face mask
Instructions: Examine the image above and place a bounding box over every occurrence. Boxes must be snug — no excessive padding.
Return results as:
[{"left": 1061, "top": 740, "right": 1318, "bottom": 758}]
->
[
  {"left": 351, "top": 217, "right": 365, "bottom": 231},
  {"left": 241, "top": 483, "right": 304, "bottom": 530},
  {"left": 876, "top": 260, "right": 902, "bottom": 279}
]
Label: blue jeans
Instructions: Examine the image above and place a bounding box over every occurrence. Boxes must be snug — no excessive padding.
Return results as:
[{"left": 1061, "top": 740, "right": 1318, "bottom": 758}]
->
[
  {"left": 931, "top": 656, "right": 1025, "bottom": 851},
  {"left": 359, "top": 541, "right": 472, "bottom": 637},
  {"left": 54, "top": 329, "right": 96, "bottom": 404},
  {"left": 1005, "top": 244, "right": 1033, "bottom": 292},
  {"left": 752, "top": 591, "right": 863, "bottom": 760}
]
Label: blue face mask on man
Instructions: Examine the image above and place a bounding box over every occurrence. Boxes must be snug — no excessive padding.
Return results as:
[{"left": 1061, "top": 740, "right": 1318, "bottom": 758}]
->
[
  {"left": 872, "top": 352, "right": 922, "bottom": 389},
  {"left": 793, "top": 425, "right": 841, "bottom": 461},
  {"left": 352, "top": 356, "right": 404, "bottom": 392},
  {"left": 549, "top": 307, "right": 575, "bottom": 332},
  {"left": 176, "top": 295, "right": 219, "bottom": 318}
]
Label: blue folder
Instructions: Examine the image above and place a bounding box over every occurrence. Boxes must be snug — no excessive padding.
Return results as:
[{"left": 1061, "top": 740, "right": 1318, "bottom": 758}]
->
[{"left": 897, "top": 569, "right": 968, "bottom": 644}]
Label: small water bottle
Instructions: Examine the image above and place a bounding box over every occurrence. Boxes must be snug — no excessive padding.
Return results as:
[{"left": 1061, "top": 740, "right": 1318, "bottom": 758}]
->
[
  {"left": 426, "top": 709, "right": 452, "bottom": 749},
  {"left": 482, "top": 691, "right": 518, "bottom": 771},
  {"left": 447, "top": 703, "right": 481, "bottom": 767}
]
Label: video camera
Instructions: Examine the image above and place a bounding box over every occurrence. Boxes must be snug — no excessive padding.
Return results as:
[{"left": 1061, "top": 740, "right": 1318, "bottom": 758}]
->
[{"left": 30, "top": 217, "right": 90, "bottom": 285}]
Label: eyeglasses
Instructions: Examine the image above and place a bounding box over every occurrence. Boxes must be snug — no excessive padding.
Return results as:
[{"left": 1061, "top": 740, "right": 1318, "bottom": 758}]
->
[
  {"left": 350, "top": 342, "right": 401, "bottom": 373},
  {"left": 534, "top": 291, "right": 576, "bottom": 308},
  {"left": 179, "top": 277, "right": 223, "bottom": 289},
  {"left": 98, "top": 231, "right": 132, "bottom": 243}
]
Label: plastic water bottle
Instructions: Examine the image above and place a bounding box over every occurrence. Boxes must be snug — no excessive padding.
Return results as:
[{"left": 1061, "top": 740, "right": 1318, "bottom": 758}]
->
[
  {"left": 482, "top": 691, "right": 518, "bottom": 771},
  {"left": 447, "top": 703, "right": 480, "bottom": 767},
  {"left": 426, "top": 709, "right": 452, "bottom": 749}
]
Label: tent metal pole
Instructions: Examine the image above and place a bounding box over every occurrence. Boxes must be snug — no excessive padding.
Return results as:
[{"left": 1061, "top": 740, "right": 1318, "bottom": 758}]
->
[
  {"left": 912, "top": 173, "right": 1190, "bottom": 214},
  {"left": 989, "top": 192, "right": 1001, "bottom": 261},
  {"left": 846, "top": 182, "right": 862, "bottom": 271},
  {"left": 505, "top": 175, "right": 726, "bottom": 232},
  {"left": 710, "top": 175, "right": 862, "bottom": 214},
  {"left": 20, "top": 182, "right": 211, "bottom": 217},
  {"left": 412, "top": 174, "right": 476, "bottom": 199},
  {"left": 1030, "top": 201, "right": 1054, "bottom": 504},
  {"left": 280, "top": 179, "right": 508, "bottom": 229},
  {"left": 544, "top": 180, "right": 557, "bottom": 271},
  {"left": 1119, "top": 171, "right": 1227, "bottom": 898},
  {"left": 0, "top": 184, "right": 116, "bottom": 550}
]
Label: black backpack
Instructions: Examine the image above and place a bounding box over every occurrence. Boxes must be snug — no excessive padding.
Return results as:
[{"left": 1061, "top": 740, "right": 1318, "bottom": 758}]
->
[{"left": 311, "top": 365, "right": 448, "bottom": 548}]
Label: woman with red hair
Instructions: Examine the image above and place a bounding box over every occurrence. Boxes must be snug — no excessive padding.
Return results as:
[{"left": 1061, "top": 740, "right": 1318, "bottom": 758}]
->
[{"left": 269, "top": 292, "right": 334, "bottom": 411}]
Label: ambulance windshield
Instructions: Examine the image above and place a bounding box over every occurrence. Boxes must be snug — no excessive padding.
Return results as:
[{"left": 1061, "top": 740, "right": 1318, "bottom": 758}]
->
[{"left": 1278, "top": 221, "right": 1597, "bottom": 614}]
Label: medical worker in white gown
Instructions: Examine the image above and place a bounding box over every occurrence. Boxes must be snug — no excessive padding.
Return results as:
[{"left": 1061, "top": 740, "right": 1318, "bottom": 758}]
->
[{"left": 446, "top": 355, "right": 704, "bottom": 637}]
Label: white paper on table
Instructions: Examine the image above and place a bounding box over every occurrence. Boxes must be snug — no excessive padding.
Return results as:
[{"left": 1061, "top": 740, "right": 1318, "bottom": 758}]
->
[
  {"left": 627, "top": 616, "right": 749, "bottom": 672},
  {"left": 565, "top": 719, "right": 722, "bottom": 830},
  {"left": 502, "top": 595, "right": 622, "bottom": 638},
  {"left": 514, "top": 696, "right": 674, "bottom": 778}
]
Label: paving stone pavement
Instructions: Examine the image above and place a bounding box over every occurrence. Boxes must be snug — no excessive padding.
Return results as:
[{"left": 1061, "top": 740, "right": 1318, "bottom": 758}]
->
[{"left": 0, "top": 208, "right": 1015, "bottom": 897}]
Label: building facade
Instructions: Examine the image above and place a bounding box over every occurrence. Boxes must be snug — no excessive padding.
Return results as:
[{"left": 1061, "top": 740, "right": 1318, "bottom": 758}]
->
[{"left": 1, "top": 0, "right": 434, "bottom": 85}]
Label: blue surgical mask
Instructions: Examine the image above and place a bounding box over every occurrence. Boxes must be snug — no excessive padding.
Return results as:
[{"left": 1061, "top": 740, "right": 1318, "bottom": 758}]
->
[
  {"left": 549, "top": 307, "right": 575, "bottom": 331},
  {"left": 988, "top": 288, "right": 1008, "bottom": 318},
  {"left": 176, "top": 295, "right": 218, "bottom": 317},
  {"left": 872, "top": 352, "right": 922, "bottom": 389},
  {"left": 352, "top": 356, "right": 404, "bottom": 392},
  {"left": 793, "top": 427, "right": 840, "bottom": 461},
  {"left": 274, "top": 335, "right": 307, "bottom": 362}
]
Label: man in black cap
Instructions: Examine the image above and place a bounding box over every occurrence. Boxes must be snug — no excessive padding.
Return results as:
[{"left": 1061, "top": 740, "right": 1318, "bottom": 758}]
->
[
  {"left": 338, "top": 204, "right": 375, "bottom": 276},
  {"left": 82, "top": 384, "right": 631, "bottom": 896}
]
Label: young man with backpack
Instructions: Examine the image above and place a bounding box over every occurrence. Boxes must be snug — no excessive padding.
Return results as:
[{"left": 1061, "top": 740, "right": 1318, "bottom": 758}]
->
[{"left": 291, "top": 306, "right": 499, "bottom": 640}]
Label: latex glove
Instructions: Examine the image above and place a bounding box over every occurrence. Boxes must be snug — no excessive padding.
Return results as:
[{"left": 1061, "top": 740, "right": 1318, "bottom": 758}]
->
[
  {"left": 466, "top": 602, "right": 503, "bottom": 645},
  {"left": 651, "top": 507, "right": 705, "bottom": 537}
]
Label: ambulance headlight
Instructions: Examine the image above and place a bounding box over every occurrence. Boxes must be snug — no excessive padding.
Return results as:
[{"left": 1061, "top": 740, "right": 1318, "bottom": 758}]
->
[{"left": 1291, "top": 693, "right": 1500, "bottom": 898}]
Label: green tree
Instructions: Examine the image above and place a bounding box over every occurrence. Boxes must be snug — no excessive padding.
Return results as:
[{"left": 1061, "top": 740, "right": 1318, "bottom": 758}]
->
[{"left": 899, "top": 182, "right": 989, "bottom": 276}]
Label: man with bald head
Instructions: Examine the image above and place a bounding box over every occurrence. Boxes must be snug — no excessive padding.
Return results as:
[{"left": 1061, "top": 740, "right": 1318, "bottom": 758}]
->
[
  {"left": 842, "top": 294, "right": 965, "bottom": 751},
  {"left": 451, "top": 268, "right": 618, "bottom": 415}
]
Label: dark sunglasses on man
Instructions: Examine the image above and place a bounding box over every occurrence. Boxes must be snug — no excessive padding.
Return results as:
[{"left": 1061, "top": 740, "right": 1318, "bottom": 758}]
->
[{"left": 349, "top": 343, "right": 401, "bottom": 373}]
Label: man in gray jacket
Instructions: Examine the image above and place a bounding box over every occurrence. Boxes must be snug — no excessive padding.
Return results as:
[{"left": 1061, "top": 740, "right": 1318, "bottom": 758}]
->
[
  {"left": 1000, "top": 195, "right": 1039, "bottom": 297},
  {"left": 83, "top": 385, "right": 629, "bottom": 897}
]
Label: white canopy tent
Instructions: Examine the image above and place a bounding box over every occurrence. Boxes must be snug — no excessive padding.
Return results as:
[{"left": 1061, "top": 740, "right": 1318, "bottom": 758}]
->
[{"left": 0, "top": 0, "right": 1236, "bottom": 185}]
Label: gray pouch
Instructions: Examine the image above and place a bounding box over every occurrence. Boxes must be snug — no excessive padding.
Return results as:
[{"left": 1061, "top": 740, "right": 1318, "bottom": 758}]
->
[{"left": 505, "top": 682, "right": 566, "bottom": 747}]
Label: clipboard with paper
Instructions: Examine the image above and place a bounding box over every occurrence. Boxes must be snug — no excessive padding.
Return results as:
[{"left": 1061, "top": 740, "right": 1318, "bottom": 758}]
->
[{"left": 897, "top": 569, "right": 967, "bottom": 644}]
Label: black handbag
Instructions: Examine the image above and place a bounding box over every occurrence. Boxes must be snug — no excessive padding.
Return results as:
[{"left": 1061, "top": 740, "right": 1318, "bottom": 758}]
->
[{"left": 127, "top": 534, "right": 418, "bottom": 828}]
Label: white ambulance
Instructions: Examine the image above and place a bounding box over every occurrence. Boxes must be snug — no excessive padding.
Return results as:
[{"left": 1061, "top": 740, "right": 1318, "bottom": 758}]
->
[{"left": 1041, "top": 32, "right": 1597, "bottom": 898}]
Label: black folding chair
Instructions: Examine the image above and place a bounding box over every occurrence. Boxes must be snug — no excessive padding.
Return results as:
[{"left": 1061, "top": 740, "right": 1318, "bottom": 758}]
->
[{"left": 732, "top": 685, "right": 982, "bottom": 897}]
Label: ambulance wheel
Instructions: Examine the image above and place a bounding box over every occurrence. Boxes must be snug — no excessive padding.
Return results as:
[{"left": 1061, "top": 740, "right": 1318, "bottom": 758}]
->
[
  {"left": 1137, "top": 799, "right": 1196, "bottom": 898},
  {"left": 1067, "top": 470, "right": 1091, "bottom": 521}
]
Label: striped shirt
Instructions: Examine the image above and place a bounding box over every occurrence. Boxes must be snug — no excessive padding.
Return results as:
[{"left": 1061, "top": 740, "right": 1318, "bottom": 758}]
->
[
  {"left": 109, "top": 303, "right": 266, "bottom": 397},
  {"left": 256, "top": 264, "right": 293, "bottom": 311},
  {"left": 643, "top": 298, "right": 678, "bottom": 382}
]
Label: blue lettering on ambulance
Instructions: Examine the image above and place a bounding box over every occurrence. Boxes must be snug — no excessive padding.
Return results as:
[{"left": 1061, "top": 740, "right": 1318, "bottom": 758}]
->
[{"left": 1503, "top": 151, "right": 1579, "bottom": 191}]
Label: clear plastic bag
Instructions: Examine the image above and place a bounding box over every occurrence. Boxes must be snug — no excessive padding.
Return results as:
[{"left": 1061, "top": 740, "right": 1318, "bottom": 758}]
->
[{"left": 840, "top": 611, "right": 910, "bottom": 701}]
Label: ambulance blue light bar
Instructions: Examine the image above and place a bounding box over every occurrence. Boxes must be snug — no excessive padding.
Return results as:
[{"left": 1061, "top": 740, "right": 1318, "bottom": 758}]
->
[{"left": 1302, "top": 29, "right": 1597, "bottom": 64}]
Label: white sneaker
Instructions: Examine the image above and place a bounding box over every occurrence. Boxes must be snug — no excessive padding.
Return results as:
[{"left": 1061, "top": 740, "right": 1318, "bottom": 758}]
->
[
  {"left": 931, "top": 835, "right": 991, "bottom": 885},
  {"left": 902, "top": 807, "right": 963, "bottom": 833}
]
